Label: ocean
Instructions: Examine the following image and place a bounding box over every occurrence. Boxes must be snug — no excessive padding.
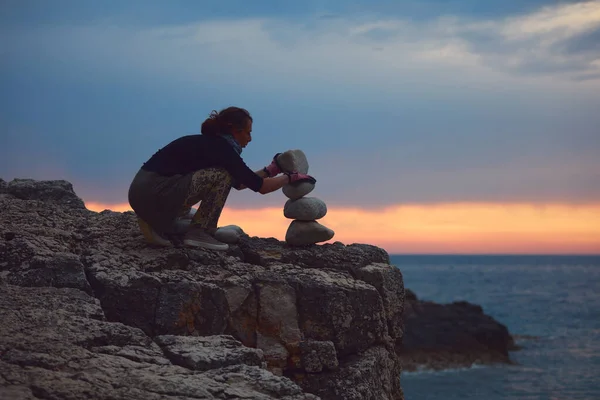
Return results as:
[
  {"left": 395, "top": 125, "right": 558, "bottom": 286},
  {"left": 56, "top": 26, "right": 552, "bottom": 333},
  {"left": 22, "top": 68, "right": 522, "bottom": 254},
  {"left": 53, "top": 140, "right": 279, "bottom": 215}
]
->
[{"left": 390, "top": 255, "right": 600, "bottom": 400}]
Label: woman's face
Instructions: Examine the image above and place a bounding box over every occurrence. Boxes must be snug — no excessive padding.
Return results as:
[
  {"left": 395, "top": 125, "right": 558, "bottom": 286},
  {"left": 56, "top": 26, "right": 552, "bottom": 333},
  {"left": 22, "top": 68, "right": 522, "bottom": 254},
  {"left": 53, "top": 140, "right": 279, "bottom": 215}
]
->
[{"left": 233, "top": 119, "right": 253, "bottom": 148}]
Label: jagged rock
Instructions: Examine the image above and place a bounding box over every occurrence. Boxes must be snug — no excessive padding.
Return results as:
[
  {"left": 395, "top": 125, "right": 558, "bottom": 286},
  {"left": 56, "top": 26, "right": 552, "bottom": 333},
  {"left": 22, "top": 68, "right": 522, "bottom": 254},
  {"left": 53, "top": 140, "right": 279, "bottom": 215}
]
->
[
  {"left": 85, "top": 266, "right": 230, "bottom": 337},
  {"left": 0, "top": 178, "right": 405, "bottom": 399},
  {"left": 277, "top": 150, "right": 309, "bottom": 174},
  {"left": 405, "top": 288, "right": 418, "bottom": 301},
  {"left": 256, "top": 281, "right": 302, "bottom": 374},
  {"left": 4, "top": 252, "right": 92, "bottom": 294},
  {"left": 355, "top": 263, "right": 405, "bottom": 340},
  {"left": 0, "top": 178, "right": 517, "bottom": 397},
  {"left": 285, "top": 220, "right": 335, "bottom": 246},
  {"left": 299, "top": 340, "right": 338, "bottom": 373},
  {"left": 155, "top": 335, "right": 265, "bottom": 371},
  {"left": 0, "top": 178, "right": 7, "bottom": 192},
  {"left": 0, "top": 179, "right": 521, "bottom": 400},
  {"left": 236, "top": 237, "right": 390, "bottom": 272},
  {"left": 201, "top": 364, "right": 319, "bottom": 399},
  {"left": 0, "top": 285, "right": 317, "bottom": 400},
  {"left": 215, "top": 225, "right": 244, "bottom": 244},
  {"left": 400, "top": 298, "right": 515, "bottom": 371},
  {"left": 284, "top": 197, "right": 327, "bottom": 221},
  {"left": 282, "top": 181, "right": 315, "bottom": 200},
  {"left": 4, "top": 178, "right": 86, "bottom": 209},
  {"left": 294, "top": 346, "right": 402, "bottom": 400}
]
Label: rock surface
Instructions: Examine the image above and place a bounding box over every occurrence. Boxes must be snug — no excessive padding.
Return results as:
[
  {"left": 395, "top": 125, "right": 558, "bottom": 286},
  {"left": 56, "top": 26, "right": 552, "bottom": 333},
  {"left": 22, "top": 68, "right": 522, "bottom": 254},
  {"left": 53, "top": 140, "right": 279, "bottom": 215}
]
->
[
  {"left": 0, "top": 178, "right": 404, "bottom": 400},
  {"left": 2, "top": 178, "right": 86, "bottom": 209},
  {"left": 285, "top": 221, "right": 335, "bottom": 246},
  {"left": 399, "top": 289, "right": 517, "bottom": 371},
  {"left": 284, "top": 198, "right": 327, "bottom": 221},
  {"left": 154, "top": 334, "right": 265, "bottom": 371},
  {"left": 0, "top": 178, "right": 517, "bottom": 398},
  {"left": 0, "top": 284, "right": 316, "bottom": 400}
]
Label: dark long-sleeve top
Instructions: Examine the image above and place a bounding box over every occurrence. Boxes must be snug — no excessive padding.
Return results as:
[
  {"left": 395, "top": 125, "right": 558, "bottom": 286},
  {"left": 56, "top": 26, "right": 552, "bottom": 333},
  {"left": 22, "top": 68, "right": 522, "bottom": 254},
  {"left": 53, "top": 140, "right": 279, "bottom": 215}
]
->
[{"left": 141, "top": 134, "right": 263, "bottom": 192}]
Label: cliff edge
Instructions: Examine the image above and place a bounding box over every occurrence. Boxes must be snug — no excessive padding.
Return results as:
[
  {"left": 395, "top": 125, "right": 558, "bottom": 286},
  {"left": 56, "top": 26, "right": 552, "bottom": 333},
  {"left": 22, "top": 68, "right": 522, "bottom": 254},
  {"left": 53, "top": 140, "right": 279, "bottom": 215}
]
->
[
  {"left": 0, "top": 178, "right": 517, "bottom": 399},
  {"left": 0, "top": 178, "right": 405, "bottom": 400}
]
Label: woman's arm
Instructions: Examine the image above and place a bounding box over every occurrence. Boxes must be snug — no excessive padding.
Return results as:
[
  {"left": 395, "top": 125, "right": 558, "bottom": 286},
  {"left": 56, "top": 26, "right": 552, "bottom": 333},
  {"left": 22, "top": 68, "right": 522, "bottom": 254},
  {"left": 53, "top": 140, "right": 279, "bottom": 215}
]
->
[
  {"left": 235, "top": 168, "right": 269, "bottom": 190},
  {"left": 258, "top": 174, "right": 289, "bottom": 195}
]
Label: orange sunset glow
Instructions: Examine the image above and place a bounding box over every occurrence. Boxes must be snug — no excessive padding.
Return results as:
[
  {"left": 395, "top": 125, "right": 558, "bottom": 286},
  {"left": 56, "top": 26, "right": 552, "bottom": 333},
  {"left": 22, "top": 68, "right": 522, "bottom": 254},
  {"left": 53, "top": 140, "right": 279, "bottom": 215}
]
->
[{"left": 84, "top": 201, "right": 600, "bottom": 254}]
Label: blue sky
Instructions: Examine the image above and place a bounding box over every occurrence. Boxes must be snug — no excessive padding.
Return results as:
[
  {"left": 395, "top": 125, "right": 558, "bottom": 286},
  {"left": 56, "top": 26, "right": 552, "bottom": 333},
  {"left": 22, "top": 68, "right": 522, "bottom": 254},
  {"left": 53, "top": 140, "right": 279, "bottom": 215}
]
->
[{"left": 1, "top": 0, "right": 599, "bottom": 209}]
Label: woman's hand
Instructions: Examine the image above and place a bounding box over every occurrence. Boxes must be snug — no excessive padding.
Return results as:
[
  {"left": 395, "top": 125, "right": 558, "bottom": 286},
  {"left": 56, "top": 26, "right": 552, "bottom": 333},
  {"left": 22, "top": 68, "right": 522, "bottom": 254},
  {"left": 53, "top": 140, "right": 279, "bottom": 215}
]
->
[
  {"left": 286, "top": 172, "right": 316, "bottom": 184},
  {"left": 263, "top": 153, "right": 283, "bottom": 177}
]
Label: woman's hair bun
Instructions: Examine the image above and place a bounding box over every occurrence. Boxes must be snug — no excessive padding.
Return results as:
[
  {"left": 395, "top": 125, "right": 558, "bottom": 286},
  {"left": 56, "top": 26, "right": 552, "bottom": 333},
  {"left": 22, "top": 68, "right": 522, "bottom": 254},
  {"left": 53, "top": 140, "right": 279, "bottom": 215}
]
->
[{"left": 201, "top": 107, "right": 252, "bottom": 136}]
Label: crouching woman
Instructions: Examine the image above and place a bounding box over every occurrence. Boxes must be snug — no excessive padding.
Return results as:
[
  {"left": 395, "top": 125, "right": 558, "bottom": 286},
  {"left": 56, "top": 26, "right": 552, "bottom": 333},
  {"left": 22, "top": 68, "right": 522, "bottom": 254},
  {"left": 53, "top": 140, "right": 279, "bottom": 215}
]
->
[{"left": 128, "top": 106, "right": 314, "bottom": 250}]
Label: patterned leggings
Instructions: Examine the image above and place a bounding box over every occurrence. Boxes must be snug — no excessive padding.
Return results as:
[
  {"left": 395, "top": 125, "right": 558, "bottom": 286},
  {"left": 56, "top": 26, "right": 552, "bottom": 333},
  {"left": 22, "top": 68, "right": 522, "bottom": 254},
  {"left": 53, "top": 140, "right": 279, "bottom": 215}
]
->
[{"left": 180, "top": 168, "right": 233, "bottom": 233}]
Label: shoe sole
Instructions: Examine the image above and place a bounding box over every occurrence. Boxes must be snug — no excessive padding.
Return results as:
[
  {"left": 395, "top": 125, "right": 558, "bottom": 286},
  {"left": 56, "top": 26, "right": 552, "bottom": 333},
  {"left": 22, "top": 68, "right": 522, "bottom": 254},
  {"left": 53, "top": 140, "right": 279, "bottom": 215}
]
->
[{"left": 183, "top": 238, "right": 229, "bottom": 251}]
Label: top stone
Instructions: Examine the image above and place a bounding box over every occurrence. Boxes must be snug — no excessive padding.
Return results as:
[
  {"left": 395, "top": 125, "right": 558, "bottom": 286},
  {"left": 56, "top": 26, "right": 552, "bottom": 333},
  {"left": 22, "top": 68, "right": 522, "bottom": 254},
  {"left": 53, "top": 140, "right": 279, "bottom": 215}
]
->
[{"left": 277, "top": 150, "right": 309, "bottom": 174}]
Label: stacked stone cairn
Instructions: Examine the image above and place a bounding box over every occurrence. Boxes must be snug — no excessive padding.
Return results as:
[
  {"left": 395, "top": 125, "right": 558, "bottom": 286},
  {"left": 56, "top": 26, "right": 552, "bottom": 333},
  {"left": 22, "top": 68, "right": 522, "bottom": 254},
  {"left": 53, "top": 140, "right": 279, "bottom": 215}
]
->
[{"left": 277, "top": 149, "right": 335, "bottom": 246}]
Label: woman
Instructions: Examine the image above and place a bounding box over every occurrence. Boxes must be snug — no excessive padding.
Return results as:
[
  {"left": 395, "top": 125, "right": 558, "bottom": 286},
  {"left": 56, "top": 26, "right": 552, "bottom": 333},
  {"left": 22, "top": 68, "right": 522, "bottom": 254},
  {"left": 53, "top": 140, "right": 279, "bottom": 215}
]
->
[{"left": 128, "top": 106, "right": 315, "bottom": 251}]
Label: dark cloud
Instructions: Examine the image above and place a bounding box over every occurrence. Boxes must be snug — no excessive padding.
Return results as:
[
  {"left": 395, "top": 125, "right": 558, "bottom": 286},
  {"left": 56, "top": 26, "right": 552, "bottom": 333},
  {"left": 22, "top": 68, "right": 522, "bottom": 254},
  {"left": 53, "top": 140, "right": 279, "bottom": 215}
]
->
[
  {"left": 457, "top": 23, "right": 600, "bottom": 80},
  {"left": 573, "top": 71, "right": 600, "bottom": 81},
  {"left": 560, "top": 26, "right": 600, "bottom": 54}
]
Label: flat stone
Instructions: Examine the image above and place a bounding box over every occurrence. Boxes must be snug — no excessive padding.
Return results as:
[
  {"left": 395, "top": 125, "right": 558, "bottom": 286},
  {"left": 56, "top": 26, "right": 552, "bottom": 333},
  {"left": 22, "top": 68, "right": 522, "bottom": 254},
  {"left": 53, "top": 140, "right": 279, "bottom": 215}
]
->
[
  {"left": 154, "top": 334, "right": 264, "bottom": 371},
  {"left": 218, "top": 224, "right": 244, "bottom": 235},
  {"left": 285, "top": 220, "right": 335, "bottom": 246},
  {"left": 215, "top": 225, "right": 245, "bottom": 244},
  {"left": 282, "top": 182, "right": 315, "bottom": 200},
  {"left": 284, "top": 197, "right": 327, "bottom": 221},
  {"left": 277, "top": 150, "right": 309, "bottom": 174}
]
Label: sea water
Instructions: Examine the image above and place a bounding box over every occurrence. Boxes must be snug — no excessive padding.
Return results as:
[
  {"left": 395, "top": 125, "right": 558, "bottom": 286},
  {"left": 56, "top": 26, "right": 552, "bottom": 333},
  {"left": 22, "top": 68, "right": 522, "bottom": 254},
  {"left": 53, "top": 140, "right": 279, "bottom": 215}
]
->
[{"left": 390, "top": 255, "right": 600, "bottom": 400}]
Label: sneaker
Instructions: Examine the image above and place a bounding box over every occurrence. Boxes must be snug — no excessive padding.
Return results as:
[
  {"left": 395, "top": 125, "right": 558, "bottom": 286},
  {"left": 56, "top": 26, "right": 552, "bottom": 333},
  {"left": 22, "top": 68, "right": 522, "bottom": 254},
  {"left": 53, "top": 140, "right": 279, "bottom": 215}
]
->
[
  {"left": 137, "top": 217, "right": 171, "bottom": 247},
  {"left": 183, "top": 225, "right": 229, "bottom": 251}
]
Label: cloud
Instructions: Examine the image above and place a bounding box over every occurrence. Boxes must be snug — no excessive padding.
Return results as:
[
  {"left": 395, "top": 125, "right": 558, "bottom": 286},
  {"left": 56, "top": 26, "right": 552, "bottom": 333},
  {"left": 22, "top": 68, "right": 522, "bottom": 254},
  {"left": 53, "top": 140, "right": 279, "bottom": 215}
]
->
[
  {"left": 561, "top": 25, "right": 600, "bottom": 54},
  {"left": 343, "top": 1, "right": 600, "bottom": 80},
  {"left": 1, "top": 1, "right": 600, "bottom": 207},
  {"left": 5, "top": 2, "right": 600, "bottom": 88}
]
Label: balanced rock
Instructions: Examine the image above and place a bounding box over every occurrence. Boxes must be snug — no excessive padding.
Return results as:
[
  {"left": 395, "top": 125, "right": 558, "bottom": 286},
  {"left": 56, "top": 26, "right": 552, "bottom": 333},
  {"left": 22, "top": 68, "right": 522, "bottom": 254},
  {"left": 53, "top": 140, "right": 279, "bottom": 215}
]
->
[
  {"left": 215, "top": 224, "right": 245, "bottom": 244},
  {"left": 284, "top": 197, "right": 327, "bottom": 221},
  {"left": 282, "top": 181, "right": 315, "bottom": 200},
  {"left": 286, "top": 220, "right": 335, "bottom": 246},
  {"left": 277, "top": 149, "right": 309, "bottom": 174}
]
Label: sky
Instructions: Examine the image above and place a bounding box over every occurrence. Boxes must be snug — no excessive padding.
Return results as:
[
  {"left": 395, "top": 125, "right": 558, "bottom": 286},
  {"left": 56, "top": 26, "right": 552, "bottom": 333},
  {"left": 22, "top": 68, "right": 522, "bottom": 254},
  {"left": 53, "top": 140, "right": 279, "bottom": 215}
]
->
[{"left": 1, "top": 0, "right": 600, "bottom": 254}]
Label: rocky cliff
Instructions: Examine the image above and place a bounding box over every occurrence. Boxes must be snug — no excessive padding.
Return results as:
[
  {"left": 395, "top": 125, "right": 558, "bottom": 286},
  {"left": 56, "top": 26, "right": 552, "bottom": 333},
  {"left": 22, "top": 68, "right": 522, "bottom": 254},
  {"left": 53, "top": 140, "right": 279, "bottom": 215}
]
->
[
  {"left": 0, "top": 179, "right": 405, "bottom": 400},
  {"left": 0, "top": 178, "right": 517, "bottom": 399}
]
